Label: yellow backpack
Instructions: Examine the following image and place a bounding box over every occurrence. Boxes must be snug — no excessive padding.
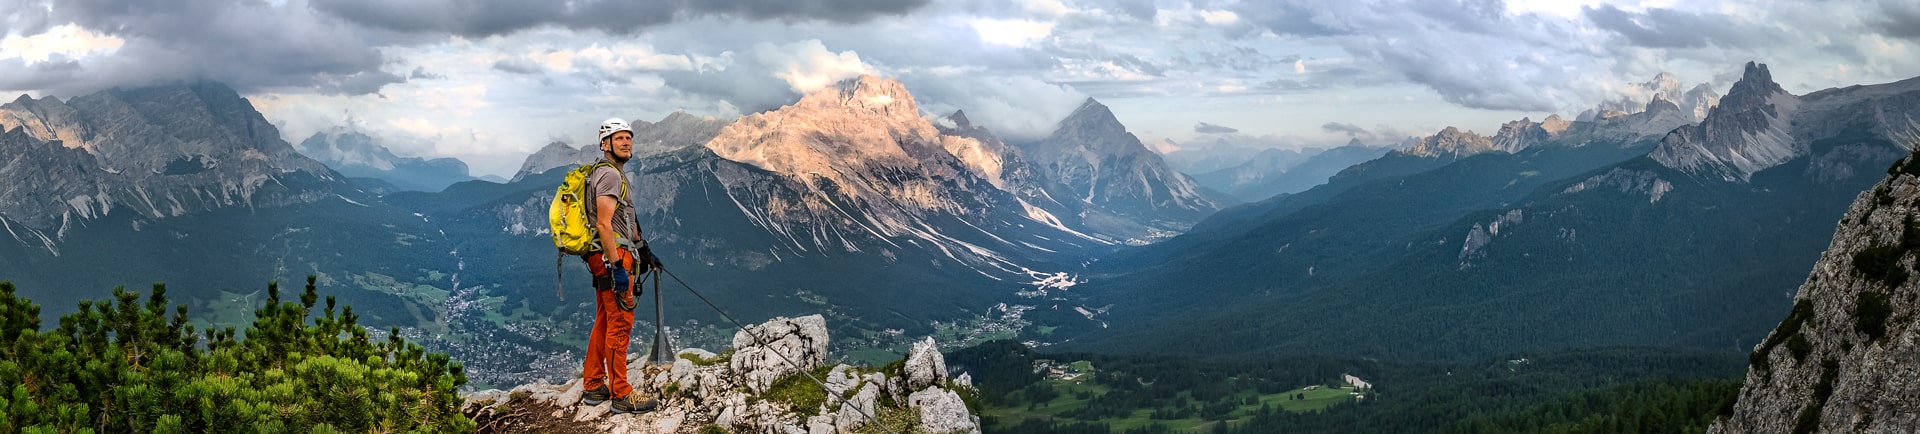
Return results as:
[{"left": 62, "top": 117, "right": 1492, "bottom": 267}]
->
[{"left": 549, "top": 161, "right": 625, "bottom": 299}]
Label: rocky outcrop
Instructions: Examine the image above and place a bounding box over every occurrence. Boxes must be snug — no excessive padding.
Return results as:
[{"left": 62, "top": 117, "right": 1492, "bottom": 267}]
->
[
  {"left": 1709, "top": 151, "right": 1920, "bottom": 433},
  {"left": 462, "top": 315, "right": 981, "bottom": 434},
  {"left": 730, "top": 315, "right": 830, "bottom": 393}
]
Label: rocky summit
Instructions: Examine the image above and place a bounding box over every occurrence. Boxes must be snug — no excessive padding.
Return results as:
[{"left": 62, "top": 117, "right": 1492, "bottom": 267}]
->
[
  {"left": 1710, "top": 152, "right": 1920, "bottom": 433},
  {"left": 1400, "top": 126, "right": 1495, "bottom": 159},
  {"left": 461, "top": 315, "right": 980, "bottom": 434},
  {"left": 1650, "top": 62, "right": 1803, "bottom": 181}
]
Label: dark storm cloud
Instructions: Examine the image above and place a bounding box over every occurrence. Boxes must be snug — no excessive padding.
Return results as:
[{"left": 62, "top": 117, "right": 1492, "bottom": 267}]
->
[
  {"left": 1229, "top": 1, "right": 1346, "bottom": 37},
  {"left": 492, "top": 58, "right": 545, "bottom": 75},
  {"left": 1581, "top": 4, "right": 1777, "bottom": 49},
  {"left": 1874, "top": 0, "right": 1920, "bottom": 40},
  {"left": 0, "top": 0, "right": 396, "bottom": 96},
  {"left": 656, "top": 66, "right": 801, "bottom": 114},
  {"left": 1194, "top": 122, "right": 1238, "bottom": 134},
  {"left": 310, "top": 0, "right": 932, "bottom": 37},
  {"left": 409, "top": 66, "right": 447, "bottom": 80},
  {"left": 1320, "top": 122, "right": 1375, "bottom": 140},
  {"left": 1229, "top": 0, "right": 1592, "bottom": 111},
  {"left": 1111, "top": 0, "right": 1157, "bottom": 21}
]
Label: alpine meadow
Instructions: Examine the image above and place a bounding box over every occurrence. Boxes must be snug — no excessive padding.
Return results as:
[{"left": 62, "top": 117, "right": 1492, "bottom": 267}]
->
[{"left": 6, "top": 0, "right": 1920, "bottom": 433}]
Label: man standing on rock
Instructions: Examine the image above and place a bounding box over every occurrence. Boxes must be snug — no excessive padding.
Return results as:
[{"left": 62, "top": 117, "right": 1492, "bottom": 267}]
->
[{"left": 578, "top": 118, "right": 662, "bottom": 414}]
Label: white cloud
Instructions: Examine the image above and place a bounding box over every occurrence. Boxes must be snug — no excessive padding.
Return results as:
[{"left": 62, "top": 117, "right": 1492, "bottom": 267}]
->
[
  {"left": 758, "top": 39, "right": 875, "bottom": 94},
  {"left": 0, "top": 24, "right": 124, "bottom": 63},
  {"left": 969, "top": 18, "right": 1055, "bottom": 47},
  {"left": 1199, "top": 10, "right": 1240, "bottom": 25}
]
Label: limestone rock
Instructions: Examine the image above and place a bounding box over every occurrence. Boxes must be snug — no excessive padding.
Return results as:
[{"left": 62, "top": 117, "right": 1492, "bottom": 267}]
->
[
  {"left": 904, "top": 337, "right": 947, "bottom": 390},
  {"left": 461, "top": 314, "right": 978, "bottom": 433},
  {"left": 461, "top": 314, "right": 976, "bottom": 434},
  {"left": 1710, "top": 152, "right": 1920, "bottom": 433},
  {"left": 909, "top": 387, "right": 981, "bottom": 434},
  {"left": 731, "top": 315, "right": 829, "bottom": 393}
]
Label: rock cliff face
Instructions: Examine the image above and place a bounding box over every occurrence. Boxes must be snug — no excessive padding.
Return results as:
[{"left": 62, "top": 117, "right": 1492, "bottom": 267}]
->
[
  {"left": 0, "top": 81, "right": 345, "bottom": 252},
  {"left": 1710, "top": 151, "right": 1920, "bottom": 433},
  {"left": 462, "top": 315, "right": 980, "bottom": 434}
]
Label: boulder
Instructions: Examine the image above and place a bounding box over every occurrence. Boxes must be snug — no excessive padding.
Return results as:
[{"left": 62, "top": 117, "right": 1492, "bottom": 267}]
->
[
  {"left": 909, "top": 387, "right": 980, "bottom": 434},
  {"left": 904, "top": 337, "right": 946, "bottom": 390},
  {"left": 731, "top": 315, "right": 830, "bottom": 393}
]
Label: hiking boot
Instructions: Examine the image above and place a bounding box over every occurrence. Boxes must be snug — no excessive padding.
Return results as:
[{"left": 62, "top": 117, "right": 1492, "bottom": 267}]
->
[
  {"left": 580, "top": 385, "right": 610, "bottom": 406},
  {"left": 610, "top": 393, "right": 659, "bottom": 414}
]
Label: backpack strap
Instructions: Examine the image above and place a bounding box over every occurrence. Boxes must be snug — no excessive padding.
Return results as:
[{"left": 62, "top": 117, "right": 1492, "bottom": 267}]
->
[{"left": 586, "top": 161, "right": 634, "bottom": 249}]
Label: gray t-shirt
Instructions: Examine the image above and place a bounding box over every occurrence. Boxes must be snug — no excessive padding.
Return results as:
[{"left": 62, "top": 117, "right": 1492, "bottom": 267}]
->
[{"left": 585, "top": 159, "right": 637, "bottom": 247}]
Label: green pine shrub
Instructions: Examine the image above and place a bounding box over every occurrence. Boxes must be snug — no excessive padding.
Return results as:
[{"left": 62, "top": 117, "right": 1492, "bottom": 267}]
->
[
  {"left": 1855, "top": 291, "right": 1894, "bottom": 342},
  {"left": 1851, "top": 242, "right": 1909, "bottom": 288},
  {"left": 0, "top": 277, "right": 473, "bottom": 433},
  {"left": 1752, "top": 300, "right": 1816, "bottom": 375}
]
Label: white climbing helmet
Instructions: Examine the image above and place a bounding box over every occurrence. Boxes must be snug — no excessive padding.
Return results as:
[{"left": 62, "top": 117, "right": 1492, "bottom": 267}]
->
[{"left": 598, "top": 118, "right": 632, "bottom": 142}]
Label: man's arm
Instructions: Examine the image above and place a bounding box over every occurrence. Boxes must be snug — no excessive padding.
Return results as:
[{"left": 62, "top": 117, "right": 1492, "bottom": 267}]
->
[{"left": 595, "top": 195, "right": 621, "bottom": 261}]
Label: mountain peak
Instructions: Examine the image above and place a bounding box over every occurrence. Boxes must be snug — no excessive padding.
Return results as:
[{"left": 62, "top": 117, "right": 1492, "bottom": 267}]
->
[
  {"left": 1072, "top": 97, "right": 1110, "bottom": 116},
  {"left": 1403, "top": 126, "right": 1496, "bottom": 158},
  {"left": 791, "top": 75, "right": 918, "bottom": 117},
  {"left": 1728, "top": 61, "right": 1786, "bottom": 101},
  {"left": 1059, "top": 98, "right": 1125, "bottom": 135},
  {"left": 1649, "top": 61, "right": 1800, "bottom": 181},
  {"left": 1645, "top": 94, "right": 1681, "bottom": 114},
  {"left": 658, "top": 110, "right": 711, "bottom": 126},
  {"left": 1345, "top": 138, "right": 1366, "bottom": 148},
  {"left": 947, "top": 110, "right": 972, "bottom": 129}
]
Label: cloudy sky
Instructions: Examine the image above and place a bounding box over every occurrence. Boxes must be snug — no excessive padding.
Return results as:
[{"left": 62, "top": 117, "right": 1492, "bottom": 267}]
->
[{"left": 3, "top": 0, "right": 1918, "bottom": 177}]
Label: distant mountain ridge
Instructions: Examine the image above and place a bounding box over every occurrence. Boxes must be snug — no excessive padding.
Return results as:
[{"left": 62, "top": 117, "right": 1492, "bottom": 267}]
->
[
  {"left": 297, "top": 130, "right": 476, "bottom": 192},
  {"left": 1059, "top": 62, "right": 1920, "bottom": 362},
  {"left": 508, "top": 111, "right": 728, "bottom": 182},
  {"left": 1194, "top": 140, "right": 1390, "bottom": 202},
  {"left": 1581, "top": 71, "right": 1721, "bottom": 123},
  {"left": 0, "top": 81, "right": 346, "bottom": 254}
]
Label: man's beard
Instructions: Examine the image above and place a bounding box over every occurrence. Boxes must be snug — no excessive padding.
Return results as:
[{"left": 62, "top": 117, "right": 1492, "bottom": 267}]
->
[{"left": 604, "top": 146, "right": 630, "bottom": 163}]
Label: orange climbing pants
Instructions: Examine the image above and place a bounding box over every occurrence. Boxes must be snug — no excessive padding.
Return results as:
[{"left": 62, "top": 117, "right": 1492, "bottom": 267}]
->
[{"left": 583, "top": 250, "right": 635, "bottom": 398}]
